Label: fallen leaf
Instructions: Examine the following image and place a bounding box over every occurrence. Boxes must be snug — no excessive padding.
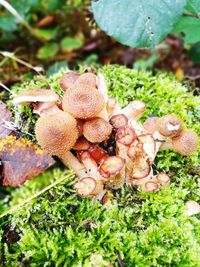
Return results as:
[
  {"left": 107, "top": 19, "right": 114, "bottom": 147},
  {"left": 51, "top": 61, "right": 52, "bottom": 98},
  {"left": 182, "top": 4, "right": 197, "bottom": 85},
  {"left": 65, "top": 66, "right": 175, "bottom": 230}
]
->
[
  {"left": 0, "top": 101, "right": 13, "bottom": 139},
  {"left": 0, "top": 136, "right": 55, "bottom": 187}
]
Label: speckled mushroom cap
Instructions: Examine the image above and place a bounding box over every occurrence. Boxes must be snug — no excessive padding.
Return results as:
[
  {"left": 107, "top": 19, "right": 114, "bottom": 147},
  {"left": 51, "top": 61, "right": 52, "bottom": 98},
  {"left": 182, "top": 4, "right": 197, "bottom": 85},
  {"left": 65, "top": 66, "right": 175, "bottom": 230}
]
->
[
  {"left": 13, "top": 89, "right": 59, "bottom": 105},
  {"left": 172, "top": 129, "right": 199, "bottom": 155},
  {"left": 156, "top": 114, "right": 184, "bottom": 137},
  {"left": 60, "top": 72, "right": 80, "bottom": 91},
  {"left": 35, "top": 111, "right": 78, "bottom": 156},
  {"left": 62, "top": 84, "right": 105, "bottom": 119},
  {"left": 83, "top": 117, "right": 112, "bottom": 143},
  {"left": 75, "top": 73, "right": 97, "bottom": 87}
]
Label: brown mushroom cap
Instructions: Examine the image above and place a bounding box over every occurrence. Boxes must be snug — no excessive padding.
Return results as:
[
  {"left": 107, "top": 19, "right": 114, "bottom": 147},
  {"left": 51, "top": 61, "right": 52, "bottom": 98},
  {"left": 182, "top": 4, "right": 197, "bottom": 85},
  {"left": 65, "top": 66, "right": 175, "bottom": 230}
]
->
[
  {"left": 156, "top": 114, "right": 183, "bottom": 137},
  {"left": 13, "top": 89, "right": 59, "bottom": 105},
  {"left": 83, "top": 117, "right": 112, "bottom": 143},
  {"left": 35, "top": 111, "right": 78, "bottom": 156},
  {"left": 75, "top": 73, "right": 97, "bottom": 87},
  {"left": 172, "top": 129, "right": 199, "bottom": 155},
  {"left": 62, "top": 84, "right": 105, "bottom": 119},
  {"left": 143, "top": 116, "right": 158, "bottom": 134},
  {"left": 60, "top": 72, "right": 80, "bottom": 91}
]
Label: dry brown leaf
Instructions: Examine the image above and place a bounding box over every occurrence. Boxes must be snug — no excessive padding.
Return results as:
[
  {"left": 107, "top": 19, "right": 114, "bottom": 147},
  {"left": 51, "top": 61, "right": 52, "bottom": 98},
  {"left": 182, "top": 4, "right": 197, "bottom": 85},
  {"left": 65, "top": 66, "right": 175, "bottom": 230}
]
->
[
  {"left": 0, "top": 101, "right": 13, "bottom": 139},
  {"left": 0, "top": 135, "right": 55, "bottom": 187}
]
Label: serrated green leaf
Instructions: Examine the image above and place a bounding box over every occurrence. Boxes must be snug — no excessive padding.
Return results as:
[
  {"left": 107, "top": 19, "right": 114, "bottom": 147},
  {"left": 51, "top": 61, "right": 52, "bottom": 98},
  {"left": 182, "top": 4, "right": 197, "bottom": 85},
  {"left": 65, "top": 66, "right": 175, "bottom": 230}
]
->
[
  {"left": 34, "top": 27, "right": 58, "bottom": 41},
  {"left": 60, "top": 37, "right": 83, "bottom": 51},
  {"left": 173, "top": 16, "right": 200, "bottom": 44},
  {"left": 92, "top": 0, "right": 186, "bottom": 48},
  {"left": 188, "top": 42, "right": 200, "bottom": 63},
  {"left": 37, "top": 43, "right": 58, "bottom": 59}
]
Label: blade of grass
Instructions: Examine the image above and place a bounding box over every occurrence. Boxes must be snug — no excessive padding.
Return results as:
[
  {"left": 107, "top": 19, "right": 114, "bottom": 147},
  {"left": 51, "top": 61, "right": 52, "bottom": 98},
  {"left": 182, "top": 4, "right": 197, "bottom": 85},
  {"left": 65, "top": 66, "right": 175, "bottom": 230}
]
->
[{"left": 0, "top": 170, "right": 75, "bottom": 218}]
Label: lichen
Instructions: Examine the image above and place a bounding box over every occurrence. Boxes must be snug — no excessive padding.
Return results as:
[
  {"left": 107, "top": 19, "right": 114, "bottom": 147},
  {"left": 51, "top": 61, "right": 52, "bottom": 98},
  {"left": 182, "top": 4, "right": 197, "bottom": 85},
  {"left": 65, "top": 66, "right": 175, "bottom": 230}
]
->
[{"left": 0, "top": 65, "right": 200, "bottom": 266}]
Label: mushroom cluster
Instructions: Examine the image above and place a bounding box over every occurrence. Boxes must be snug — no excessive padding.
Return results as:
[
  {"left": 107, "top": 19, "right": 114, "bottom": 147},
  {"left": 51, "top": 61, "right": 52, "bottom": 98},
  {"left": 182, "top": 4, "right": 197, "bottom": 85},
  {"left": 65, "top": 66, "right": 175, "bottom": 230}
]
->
[{"left": 12, "top": 71, "right": 199, "bottom": 199}]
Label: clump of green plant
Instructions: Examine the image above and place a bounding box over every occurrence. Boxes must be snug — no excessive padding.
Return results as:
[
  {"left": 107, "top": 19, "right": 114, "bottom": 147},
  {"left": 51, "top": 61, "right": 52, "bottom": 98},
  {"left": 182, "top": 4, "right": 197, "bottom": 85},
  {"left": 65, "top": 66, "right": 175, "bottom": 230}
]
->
[{"left": 0, "top": 65, "right": 200, "bottom": 266}]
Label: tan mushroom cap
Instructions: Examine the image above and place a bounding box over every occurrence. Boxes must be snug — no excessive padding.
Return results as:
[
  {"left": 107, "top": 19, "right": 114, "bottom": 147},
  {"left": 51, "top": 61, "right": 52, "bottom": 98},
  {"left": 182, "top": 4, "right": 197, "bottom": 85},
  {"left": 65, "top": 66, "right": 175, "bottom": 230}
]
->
[
  {"left": 172, "top": 129, "right": 199, "bottom": 155},
  {"left": 143, "top": 116, "right": 158, "bottom": 134},
  {"left": 75, "top": 73, "right": 97, "bottom": 87},
  {"left": 13, "top": 89, "right": 59, "bottom": 105},
  {"left": 62, "top": 84, "right": 105, "bottom": 119},
  {"left": 156, "top": 114, "right": 183, "bottom": 137},
  {"left": 83, "top": 117, "right": 112, "bottom": 143},
  {"left": 35, "top": 111, "right": 78, "bottom": 156},
  {"left": 60, "top": 72, "right": 80, "bottom": 91}
]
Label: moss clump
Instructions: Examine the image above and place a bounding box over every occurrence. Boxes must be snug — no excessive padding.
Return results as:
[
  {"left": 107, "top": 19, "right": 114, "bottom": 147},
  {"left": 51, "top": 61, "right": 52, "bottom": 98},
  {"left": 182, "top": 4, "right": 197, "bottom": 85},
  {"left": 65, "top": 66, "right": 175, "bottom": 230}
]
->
[{"left": 0, "top": 65, "right": 200, "bottom": 266}]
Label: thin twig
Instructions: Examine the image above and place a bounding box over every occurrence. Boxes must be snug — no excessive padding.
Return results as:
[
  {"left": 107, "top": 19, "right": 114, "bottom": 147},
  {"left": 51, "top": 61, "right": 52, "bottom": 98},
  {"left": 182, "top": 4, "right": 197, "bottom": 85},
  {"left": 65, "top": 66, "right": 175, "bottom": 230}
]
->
[
  {"left": 183, "top": 12, "right": 200, "bottom": 19},
  {"left": 0, "top": 82, "right": 16, "bottom": 95},
  {"left": 115, "top": 248, "right": 124, "bottom": 267},
  {"left": 0, "top": 170, "right": 75, "bottom": 218},
  {"left": 0, "top": 0, "right": 45, "bottom": 41},
  {"left": 0, "top": 51, "right": 43, "bottom": 74}
]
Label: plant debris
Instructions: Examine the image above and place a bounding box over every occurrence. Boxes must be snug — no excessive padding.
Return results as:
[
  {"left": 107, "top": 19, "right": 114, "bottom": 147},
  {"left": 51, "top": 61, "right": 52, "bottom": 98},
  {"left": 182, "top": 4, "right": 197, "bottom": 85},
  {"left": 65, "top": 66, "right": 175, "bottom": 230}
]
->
[
  {"left": 0, "top": 101, "right": 13, "bottom": 139},
  {"left": 0, "top": 136, "right": 55, "bottom": 187}
]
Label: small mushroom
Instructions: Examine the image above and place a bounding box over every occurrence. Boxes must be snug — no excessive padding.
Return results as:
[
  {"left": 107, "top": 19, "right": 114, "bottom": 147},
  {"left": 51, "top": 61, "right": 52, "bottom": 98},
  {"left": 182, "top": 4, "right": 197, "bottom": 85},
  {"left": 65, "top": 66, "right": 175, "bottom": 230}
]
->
[
  {"left": 83, "top": 117, "right": 112, "bottom": 143},
  {"left": 73, "top": 137, "right": 91, "bottom": 151},
  {"left": 62, "top": 84, "right": 105, "bottom": 119},
  {"left": 13, "top": 89, "right": 59, "bottom": 105},
  {"left": 75, "top": 73, "right": 97, "bottom": 87},
  {"left": 74, "top": 177, "right": 104, "bottom": 198},
  {"left": 60, "top": 72, "right": 80, "bottom": 91},
  {"left": 110, "top": 114, "right": 128, "bottom": 129},
  {"left": 155, "top": 173, "right": 170, "bottom": 186},
  {"left": 116, "top": 126, "right": 137, "bottom": 146},
  {"left": 172, "top": 129, "right": 199, "bottom": 155},
  {"left": 143, "top": 116, "right": 159, "bottom": 134},
  {"left": 156, "top": 114, "right": 183, "bottom": 138},
  {"left": 35, "top": 111, "right": 78, "bottom": 156},
  {"left": 99, "top": 156, "right": 125, "bottom": 179}
]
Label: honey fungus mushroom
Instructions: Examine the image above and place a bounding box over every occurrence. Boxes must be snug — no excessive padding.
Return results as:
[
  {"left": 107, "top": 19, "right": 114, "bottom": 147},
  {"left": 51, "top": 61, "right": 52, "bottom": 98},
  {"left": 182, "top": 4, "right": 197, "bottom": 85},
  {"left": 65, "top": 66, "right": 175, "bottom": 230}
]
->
[
  {"left": 83, "top": 117, "right": 112, "bottom": 143},
  {"left": 172, "top": 129, "right": 199, "bottom": 155},
  {"left": 13, "top": 89, "right": 59, "bottom": 105},
  {"left": 12, "top": 89, "right": 60, "bottom": 115},
  {"left": 156, "top": 114, "right": 183, "bottom": 138},
  {"left": 35, "top": 111, "right": 78, "bottom": 156},
  {"left": 62, "top": 84, "right": 105, "bottom": 119},
  {"left": 75, "top": 72, "right": 97, "bottom": 87},
  {"left": 60, "top": 72, "right": 80, "bottom": 91}
]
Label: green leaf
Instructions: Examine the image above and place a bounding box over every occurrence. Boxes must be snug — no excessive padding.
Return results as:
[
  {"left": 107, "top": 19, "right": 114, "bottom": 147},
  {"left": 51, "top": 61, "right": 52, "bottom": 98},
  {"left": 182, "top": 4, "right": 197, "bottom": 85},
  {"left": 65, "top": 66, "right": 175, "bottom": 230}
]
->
[
  {"left": 37, "top": 43, "right": 58, "bottom": 59},
  {"left": 173, "top": 16, "right": 200, "bottom": 44},
  {"left": 0, "top": 13, "right": 18, "bottom": 32},
  {"left": 47, "top": 61, "right": 68, "bottom": 77},
  {"left": 34, "top": 28, "right": 58, "bottom": 41},
  {"left": 188, "top": 42, "right": 200, "bottom": 63},
  {"left": 60, "top": 37, "right": 83, "bottom": 51},
  {"left": 185, "top": 0, "right": 200, "bottom": 13},
  {"left": 92, "top": 0, "right": 186, "bottom": 48}
]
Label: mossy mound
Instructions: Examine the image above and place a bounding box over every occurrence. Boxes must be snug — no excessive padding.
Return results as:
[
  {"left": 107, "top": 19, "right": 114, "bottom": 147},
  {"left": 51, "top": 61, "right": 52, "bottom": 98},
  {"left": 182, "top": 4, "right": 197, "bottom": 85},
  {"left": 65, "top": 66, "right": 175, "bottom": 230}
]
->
[{"left": 0, "top": 65, "right": 200, "bottom": 267}]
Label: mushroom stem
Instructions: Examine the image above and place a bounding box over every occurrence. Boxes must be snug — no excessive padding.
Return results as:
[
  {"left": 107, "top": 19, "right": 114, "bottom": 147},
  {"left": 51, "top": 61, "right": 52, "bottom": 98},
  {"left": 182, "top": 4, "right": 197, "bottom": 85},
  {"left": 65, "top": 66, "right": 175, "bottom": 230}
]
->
[
  {"left": 60, "top": 151, "right": 87, "bottom": 178},
  {"left": 80, "top": 151, "right": 101, "bottom": 178},
  {"left": 107, "top": 97, "right": 121, "bottom": 117},
  {"left": 96, "top": 73, "right": 109, "bottom": 103},
  {"left": 121, "top": 100, "right": 146, "bottom": 120},
  {"left": 121, "top": 100, "right": 146, "bottom": 135}
]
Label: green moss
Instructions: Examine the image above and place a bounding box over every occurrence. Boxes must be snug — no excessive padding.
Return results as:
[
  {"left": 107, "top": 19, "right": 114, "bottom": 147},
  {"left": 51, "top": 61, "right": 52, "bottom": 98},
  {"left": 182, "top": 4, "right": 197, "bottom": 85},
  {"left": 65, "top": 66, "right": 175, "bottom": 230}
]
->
[{"left": 0, "top": 65, "right": 200, "bottom": 266}]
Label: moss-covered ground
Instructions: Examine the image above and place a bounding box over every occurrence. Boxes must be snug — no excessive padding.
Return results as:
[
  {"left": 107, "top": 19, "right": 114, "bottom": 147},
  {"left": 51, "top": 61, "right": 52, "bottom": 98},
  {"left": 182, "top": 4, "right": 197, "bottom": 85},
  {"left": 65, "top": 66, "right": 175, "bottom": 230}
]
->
[{"left": 0, "top": 65, "right": 200, "bottom": 266}]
